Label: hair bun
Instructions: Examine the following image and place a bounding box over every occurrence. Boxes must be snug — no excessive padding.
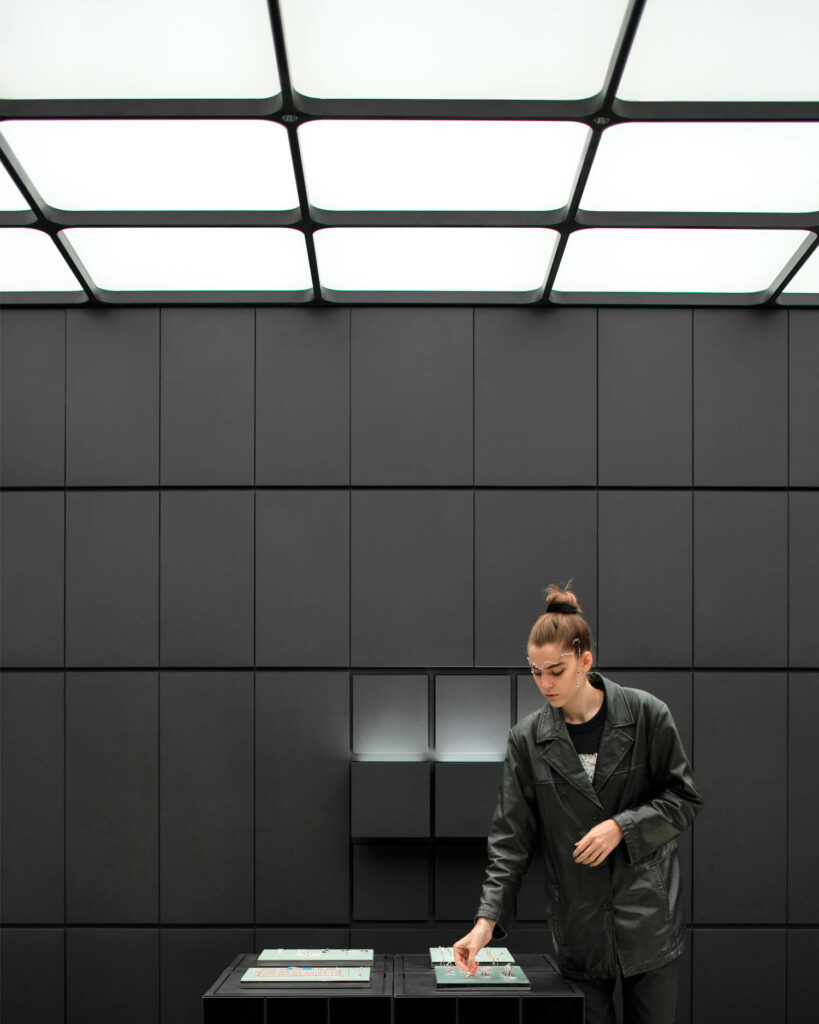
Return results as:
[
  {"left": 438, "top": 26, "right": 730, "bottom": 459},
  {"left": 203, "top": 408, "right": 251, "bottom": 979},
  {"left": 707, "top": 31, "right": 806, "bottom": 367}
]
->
[{"left": 543, "top": 581, "right": 582, "bottom": 615}]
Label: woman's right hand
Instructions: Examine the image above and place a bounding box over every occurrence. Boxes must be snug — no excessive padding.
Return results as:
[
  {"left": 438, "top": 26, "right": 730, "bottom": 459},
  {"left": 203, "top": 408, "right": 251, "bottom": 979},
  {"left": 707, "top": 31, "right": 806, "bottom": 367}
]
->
[{"left": 452, "top": 917, "right": 495, "bottom": 974}]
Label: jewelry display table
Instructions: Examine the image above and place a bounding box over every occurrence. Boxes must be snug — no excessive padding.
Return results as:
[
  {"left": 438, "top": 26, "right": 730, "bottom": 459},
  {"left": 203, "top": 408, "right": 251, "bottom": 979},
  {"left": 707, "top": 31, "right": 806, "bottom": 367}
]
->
[{"left": 202, "top": 953, "right": 583, "bottom": 1024}]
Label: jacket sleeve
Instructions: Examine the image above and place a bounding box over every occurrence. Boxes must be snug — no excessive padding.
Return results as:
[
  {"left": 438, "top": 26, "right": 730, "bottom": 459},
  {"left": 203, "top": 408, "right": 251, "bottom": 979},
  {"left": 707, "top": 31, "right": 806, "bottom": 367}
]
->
[
  {"left": 613, "top": 701, "right": 704, "bottom": 864},
  {"left": 473, "top": 729, "right": 540, "bottom": 940}
]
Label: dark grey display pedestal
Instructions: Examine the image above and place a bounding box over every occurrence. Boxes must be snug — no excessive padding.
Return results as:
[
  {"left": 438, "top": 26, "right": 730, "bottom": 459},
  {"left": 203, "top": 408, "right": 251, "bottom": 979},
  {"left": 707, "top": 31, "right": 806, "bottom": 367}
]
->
[{"left": 203, "top": 954, "right": 583, "bottom": 1024}]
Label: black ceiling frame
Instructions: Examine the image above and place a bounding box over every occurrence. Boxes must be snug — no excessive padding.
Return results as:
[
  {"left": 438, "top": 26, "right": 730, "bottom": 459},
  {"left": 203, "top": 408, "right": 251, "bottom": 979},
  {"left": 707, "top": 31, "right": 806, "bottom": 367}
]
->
[{"left": 1, "top": 0, "right": 818, "bottom": 306}]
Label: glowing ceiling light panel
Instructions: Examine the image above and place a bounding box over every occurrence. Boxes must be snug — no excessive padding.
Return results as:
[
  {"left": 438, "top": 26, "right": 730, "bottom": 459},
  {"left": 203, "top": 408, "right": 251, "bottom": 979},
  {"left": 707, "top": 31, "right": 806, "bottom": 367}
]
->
[
  {"left": 59, "top": 228, "right": 312, "bottom": 295},
  {"left": 581, "top": 122, "right": 819, "bottom": 214},
  {"left": 0, "top": 228, "right": 82, "bottom": 292},
  {"left": 299, "top": 119, "right": 591, "bottom": 212},
  {"left": 552, "top": 228, "right": 813, "bottom": 299},
  {"left": 314, "top": 227, "right": 559, "bottom": 299},
  {"left": 1, "top": 0, "right": 279, "bottom": 99},
  {"left": 0, "top": 163, "right": 29, "bottom": 212},
  {"left": 618, "top": 0, "right": 819, "bottom": 103},
  {"left": 780, "top": 248, "right": 819, "bottom": 301},
  {"left": 280, "top": 0, "right": 630, "bottom": 101},
  {"left": 0, "top": 121, "right": 299, "bottom": 213}
]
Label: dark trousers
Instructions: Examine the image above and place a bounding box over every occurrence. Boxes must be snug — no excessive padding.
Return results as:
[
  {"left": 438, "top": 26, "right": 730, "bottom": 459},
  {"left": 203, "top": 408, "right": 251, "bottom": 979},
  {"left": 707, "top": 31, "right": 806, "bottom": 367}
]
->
[{"left": 571, "top": 958, "right": 678, "bottom": 1024}]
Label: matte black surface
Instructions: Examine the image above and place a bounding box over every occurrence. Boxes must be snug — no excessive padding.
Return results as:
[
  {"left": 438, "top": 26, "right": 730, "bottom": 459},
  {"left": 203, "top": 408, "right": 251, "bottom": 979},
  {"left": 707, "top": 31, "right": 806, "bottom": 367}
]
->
[
  {"left": 160, "top": 672, "right": 253, "bottom": 923},
  {"left": 256, "top": 308, "right": 350, "bottom": 485},
  {"left": 598, "top": 490, "right": 692, "bottom": 666},
  {"left": 66, "top": 927, "right": 159, "bottom": 1024},
  {"left": 0, "top": 308, "right": 65, "bottom": 486},
  {"left": 66, "top": 671, "right": 158, "bottom": 922},
  {"left": 0, "top": 490, "right": 64, "bottom": 667},
  {"left": 788, "top": 674, "right": 819, "bottom": 922},
  {"left": 255, "top": 671, "right": 350, "bottom": 923},
  {"left": 434, "top": 843, "right": 492, "bottom": 921},
  {"left": 351, "top": 490, "right": 473, "bottom": 666},
  {"left": 0, "top": 672, "right": 64, "bottom": 923},
  {"left": 693, "top": 491, "right": 787, "bottom": 667},
  {"left": 256, "top": 489, "right": 349, "bottom": 666},
  {"left": 598, "top": 309, "right": 692, "bottom": 486},
  {"left": 160, "top": 490, "right": 254, "bottom": 667},
  {"left": 351, "top": 309, "right": 473, "bottom": 485},
  {"left": 474, "top": 308, "right": 596, "bottom": 486},
  {"left": 692, "top": 928, "right": 785, "bottom": 1024},
  {"left": 789, "top": 310, "right": 819, "bottom": 486},
  {"left": 789, "top": 492, "right": 819, "bottom": 667},
  {"left": 474, "top": 490, "right": 597, "bottom": 667},
  {"left": 66, "top": 490, "right": 158, "bottom": 666},
  {"left": 353, "top": 845, "right": 429, "bottom": 920},
  {"left": 0, "top": 927, "right": 64, "bottom": 1024},
  {"left": 160, "top": 308, "right": 254, "bottom": 485},
  {"left": 161, "top": 927, "right": 253, "bottom": 1024},
  {"left": 435, "top": 763, "right": 504, "bottom": 838},
  {"left": 693, "top": 310, "right": 787, "bottom": 487},
  {"left": 693, "top": 673, "right": 787, "bottom": 923},
  {"left": 66, "top": 307, "right": 159, "bottom": 485},
  {"left": 787, "top": 929, "right": 819, "bottom": 1024},
  {"left": 350, "top": 928, "right": 464, "bottom": 953},
  {"left": 352, "top": 762, "right": 431, "bottom": 838},
  {"left": 256, "top": 927, "right": 352, "bottom": 949}
]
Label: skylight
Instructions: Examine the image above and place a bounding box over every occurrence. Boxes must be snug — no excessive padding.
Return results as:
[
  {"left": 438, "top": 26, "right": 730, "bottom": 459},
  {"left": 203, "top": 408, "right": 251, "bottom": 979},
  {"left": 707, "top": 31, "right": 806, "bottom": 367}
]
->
[{"left": 0, "top": 228, "right": 84, "bottom": 296}]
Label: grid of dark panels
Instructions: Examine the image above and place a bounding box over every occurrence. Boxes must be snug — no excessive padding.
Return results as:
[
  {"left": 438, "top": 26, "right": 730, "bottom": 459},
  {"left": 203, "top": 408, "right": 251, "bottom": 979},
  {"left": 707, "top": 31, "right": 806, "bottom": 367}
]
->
[
  {"left": 1, "top": 304, "right": 819, "bottom": 1024},
  {"left": 1, "top": 0, "right": 818, "bottom": 305}
]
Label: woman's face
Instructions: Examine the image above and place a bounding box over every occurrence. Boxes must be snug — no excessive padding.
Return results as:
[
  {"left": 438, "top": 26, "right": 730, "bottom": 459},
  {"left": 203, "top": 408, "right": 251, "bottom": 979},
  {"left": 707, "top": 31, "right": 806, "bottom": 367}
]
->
[{"left": 527, "top": 641, "right": 591, "bottom": 706}]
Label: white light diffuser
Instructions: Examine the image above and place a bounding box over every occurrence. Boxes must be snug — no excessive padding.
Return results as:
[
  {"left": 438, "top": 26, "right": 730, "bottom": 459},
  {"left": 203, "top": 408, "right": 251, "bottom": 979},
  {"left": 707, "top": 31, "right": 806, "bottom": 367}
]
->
[
  {"left": 0, "top": 163, "right": 29, "bottom": 211},
  {"left": 314, "top": 228, "right": 559, "bottom": 294},
  {"left": 2, "top": 0, "right": 279, "bottom": 99},
  {"left": 280, "top": 0, "right": 630, "bottom": 101},
  {"left": 553, "top": 229, "right": 812, "bottom": 296},
  {"left": 781, "top": 249, "right": 819, "bottom": 295},
  {"left": 299, "top": 120, "right": 590, "bottom": 211},
  {"left": 0, "top": 228, "right": 81, "bottom": 291},
  {"left": 582, "top": 122, "right": 819, "bottom": 213},
  {"left": 59, "top": 228, "right": 312, "bottom": 293},
  {"left": 0, "top": 121, "right": 298, "bottom": 212},
  {"left": 618, "top": 0, "right": 819, "bottom": 102}
]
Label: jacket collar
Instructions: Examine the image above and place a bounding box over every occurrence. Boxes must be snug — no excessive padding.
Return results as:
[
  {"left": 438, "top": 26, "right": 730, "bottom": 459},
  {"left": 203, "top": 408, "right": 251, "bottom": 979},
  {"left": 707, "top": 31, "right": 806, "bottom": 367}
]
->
[{"left": 535, "top": 672, "right": 635, "bottom": 808}]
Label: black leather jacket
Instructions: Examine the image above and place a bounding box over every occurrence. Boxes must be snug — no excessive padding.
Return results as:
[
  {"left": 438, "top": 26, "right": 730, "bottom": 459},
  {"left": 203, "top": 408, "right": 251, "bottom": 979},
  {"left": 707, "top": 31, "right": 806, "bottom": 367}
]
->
[{"left": 475, "top": 672, "right": 704, "bottom": 980}]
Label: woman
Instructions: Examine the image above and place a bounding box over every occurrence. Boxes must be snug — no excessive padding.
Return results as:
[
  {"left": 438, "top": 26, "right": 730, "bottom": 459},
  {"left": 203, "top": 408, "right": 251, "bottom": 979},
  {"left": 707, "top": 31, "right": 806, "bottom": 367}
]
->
[{"left": 452, "top": 583, "right": 704, "bottom": 1024}]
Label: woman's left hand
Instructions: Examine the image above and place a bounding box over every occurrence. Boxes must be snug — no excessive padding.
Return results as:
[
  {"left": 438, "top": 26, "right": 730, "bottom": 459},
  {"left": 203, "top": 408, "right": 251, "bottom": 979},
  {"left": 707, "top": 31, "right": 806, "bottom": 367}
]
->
[{"left": 573, "top": 819, "right": 624, "bottom": 866}]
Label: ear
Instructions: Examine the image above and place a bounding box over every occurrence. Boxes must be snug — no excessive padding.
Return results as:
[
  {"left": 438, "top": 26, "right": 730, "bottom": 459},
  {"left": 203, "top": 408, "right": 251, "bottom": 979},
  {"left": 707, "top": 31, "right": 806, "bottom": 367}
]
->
[{"left": 582, "top": 650, "right": 594, "bottom": 672}]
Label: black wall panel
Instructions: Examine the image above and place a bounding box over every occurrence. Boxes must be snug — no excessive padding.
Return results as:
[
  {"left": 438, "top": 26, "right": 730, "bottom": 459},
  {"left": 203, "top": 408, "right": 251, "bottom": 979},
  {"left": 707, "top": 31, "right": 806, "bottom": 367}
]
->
[
  {"left": 255, "top": 671, "right": 349, "bottom": 923},
  {"left": 161, "top": 927, "right": 253, "bottom": 1024},
  {"left": 351, "top": 490, "right": 473, "bottom": 666},
  {"left": 67, "top": 927, "right": 159, "bottom": 1024},
  {"left": 0, "top": 490, "right": 64, "bottom": 667},
  {"left": 693, "top": 310, "right": 788, "bottom": 487},
  {"left": 353, "top": 844, "right": 429, "bottom": 920},
  {"left": 66, "top": 490, "right": 158, "bottom": 666},
  {"left": 475, "top": 489, "right": 597, "bottom": 666},
  {"left": 351, "top": 308, "right": 472, "bottom": 485},
  {"left": 788, "top": 673, "right": 819, "bottom": 923},
  {"left": 256, "top": 308, "right": 350, "bottom": 485},
  {"left": 66, "top": 308, "right": 159, "bottom": 486},
  {"left": 256, "top": 489, "right": 349, "bottom": 666},
  {"left": 474, "top": 308, "right": 596, "bottom": 486},
  {"left": 692, "top": 928, "right": 785, "bottom": 1024},
  {"left": 693, "top": 673, "right": 787, "bottom": 923},
  {"left": 598, "top": 309, "right": 692, "bottom": 486},
  {"left": 0, "top": 308, "right": 65, "bottom": 486},
  {"left": 693, "top": 491, "right": 787, "bottom": 667},
  {"left": 160, "top": 672, "right": 254, "bottom": 923},
  {"left": 598, "top": 490, "right": 692, "bottom": 666},
  {"left": 2, "top": 305, "right": 817, "bottom": 1024},
  {"left": 66, "top": 671, "right": 158, "bottom": 923},
  {"left": 0, "top": 672, "right": 64, "bottom": 923},
  {"left": 789, "top": 492, "right": 819, "bottom": 667},
  {"left": 160, "top": 308, "right": 254, "bottom": 486},
  {"left": 1, "top": 927, "right": 65, "bottom": 1024},
  {"left": 160, "top": 490, "right": 254, "bottom": 667},
  {"left": 788, "top": 310, "right": 819, "bottom": 486}
]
